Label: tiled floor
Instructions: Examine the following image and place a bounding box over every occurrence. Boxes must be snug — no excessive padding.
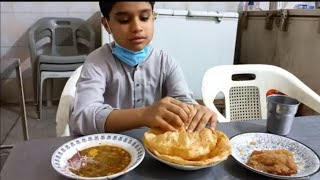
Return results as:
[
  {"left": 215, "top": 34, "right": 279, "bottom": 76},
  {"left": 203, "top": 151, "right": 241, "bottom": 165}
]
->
[{"left": 0, "top": 103, "right": 58, "bottom": 170}]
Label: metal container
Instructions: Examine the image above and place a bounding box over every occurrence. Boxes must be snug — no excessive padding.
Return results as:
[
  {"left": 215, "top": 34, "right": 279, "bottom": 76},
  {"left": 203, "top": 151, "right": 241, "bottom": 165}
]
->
[{"left": 266, "top": 95, "right": 300, "bottom": 135}]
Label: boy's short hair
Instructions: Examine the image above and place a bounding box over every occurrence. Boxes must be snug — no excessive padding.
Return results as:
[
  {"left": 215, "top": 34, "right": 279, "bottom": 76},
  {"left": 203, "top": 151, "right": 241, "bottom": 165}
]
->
[{"left": 99, "top": 1, "right": 156, "bottom": 20}]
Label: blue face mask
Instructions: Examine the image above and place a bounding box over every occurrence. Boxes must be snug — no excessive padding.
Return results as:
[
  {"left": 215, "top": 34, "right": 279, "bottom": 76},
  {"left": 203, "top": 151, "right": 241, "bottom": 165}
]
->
[{"left": 111, "top": 42, "right": 152, "bottom": 67}]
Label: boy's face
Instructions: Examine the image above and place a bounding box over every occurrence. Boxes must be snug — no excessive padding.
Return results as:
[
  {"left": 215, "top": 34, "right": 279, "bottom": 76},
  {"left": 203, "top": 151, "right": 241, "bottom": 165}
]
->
[{"left": 102, "top": 2, "right": 155, "bottom": 51}]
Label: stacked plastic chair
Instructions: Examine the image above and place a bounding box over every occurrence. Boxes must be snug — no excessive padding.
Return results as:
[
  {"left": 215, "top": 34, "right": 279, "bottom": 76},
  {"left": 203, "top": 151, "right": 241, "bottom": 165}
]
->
[{"left": 28, "top": 17, "right": 95, "bottom": 120}]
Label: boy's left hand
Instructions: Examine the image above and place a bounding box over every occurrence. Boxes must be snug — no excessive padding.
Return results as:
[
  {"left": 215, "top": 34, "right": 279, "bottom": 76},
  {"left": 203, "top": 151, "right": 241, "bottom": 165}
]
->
[{"left": 185, "top": 104, "right": 217, "bottom": 132}]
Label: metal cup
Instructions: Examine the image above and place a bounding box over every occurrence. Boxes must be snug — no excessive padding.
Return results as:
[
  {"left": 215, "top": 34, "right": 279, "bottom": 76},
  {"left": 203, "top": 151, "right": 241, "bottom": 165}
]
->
[{"left": 266, "top": 95, "right": 300, "bottom": 136}]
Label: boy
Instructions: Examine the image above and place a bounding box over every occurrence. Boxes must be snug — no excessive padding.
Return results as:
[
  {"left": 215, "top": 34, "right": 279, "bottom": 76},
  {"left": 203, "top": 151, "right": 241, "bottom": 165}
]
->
[{"left": 70, "top": 2, "right": 217, "bottom": 135}]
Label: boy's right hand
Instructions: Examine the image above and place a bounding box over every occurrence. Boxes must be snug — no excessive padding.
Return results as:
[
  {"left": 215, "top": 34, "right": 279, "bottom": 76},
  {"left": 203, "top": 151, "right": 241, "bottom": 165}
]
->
[{"left": 142, "top": 97, "right": 191, "bottom": 132}]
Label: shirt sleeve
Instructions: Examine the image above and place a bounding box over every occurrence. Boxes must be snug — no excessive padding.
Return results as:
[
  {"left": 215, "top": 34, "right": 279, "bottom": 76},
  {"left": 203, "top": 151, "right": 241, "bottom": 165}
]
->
[
  {"left": 165, "top": 57, "right": 198, "bottom": 105},
  {"left": 69, "top": 61, "right": 114, "bottom": 135}
]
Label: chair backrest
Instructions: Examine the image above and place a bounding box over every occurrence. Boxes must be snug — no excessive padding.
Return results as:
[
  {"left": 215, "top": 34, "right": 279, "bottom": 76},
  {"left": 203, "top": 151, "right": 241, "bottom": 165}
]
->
[
  {"left": 56, "top": 65, "right": 83, "bottom": 137},
  {"left": 28, "top": 17, "right": 95, "bottom": 66},
  {"left": 202, "top": 64, "right": 320, "bottom": 122}
]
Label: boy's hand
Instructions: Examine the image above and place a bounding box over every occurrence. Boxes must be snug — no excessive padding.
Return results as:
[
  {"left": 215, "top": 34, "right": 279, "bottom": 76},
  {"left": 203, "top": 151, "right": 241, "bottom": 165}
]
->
[
  {"left": 142, "top": 97, "right": 191, "bottom": 132},
  {"left": 185, "top": 104, "right": 217, "bottom": 132}
]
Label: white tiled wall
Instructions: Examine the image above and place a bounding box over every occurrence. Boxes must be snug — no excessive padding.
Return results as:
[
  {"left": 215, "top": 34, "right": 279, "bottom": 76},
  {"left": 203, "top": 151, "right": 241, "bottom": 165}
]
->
[
  {"left": 1, "top": 2, "right": 239, "bottom": 103},
  {"left": 1, "top": 2, "right": 101, "bottom": 103},
  {"left": 2, "top": 2, "right": 292, "bottom": 103}
]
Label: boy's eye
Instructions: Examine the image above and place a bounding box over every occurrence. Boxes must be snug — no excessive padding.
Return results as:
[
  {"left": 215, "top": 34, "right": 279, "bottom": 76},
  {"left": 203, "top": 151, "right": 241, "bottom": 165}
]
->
[
  {"left": 118, "top": 19, "right": 129, "bottom": 24},
  {"left": 140, "top": 16, "right": 150, "bottom": 21}
]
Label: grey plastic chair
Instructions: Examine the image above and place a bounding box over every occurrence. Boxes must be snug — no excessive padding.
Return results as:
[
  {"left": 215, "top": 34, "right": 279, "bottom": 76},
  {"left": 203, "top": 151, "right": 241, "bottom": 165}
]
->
[{"left": 28, "top": 17, "right": 95, "bottom": 120}]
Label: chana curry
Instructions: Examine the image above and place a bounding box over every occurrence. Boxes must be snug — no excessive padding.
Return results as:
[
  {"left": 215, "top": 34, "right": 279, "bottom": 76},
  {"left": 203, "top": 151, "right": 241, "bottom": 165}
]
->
[{"left": 68, "top": 145, "right": 131, "bottom": 177}]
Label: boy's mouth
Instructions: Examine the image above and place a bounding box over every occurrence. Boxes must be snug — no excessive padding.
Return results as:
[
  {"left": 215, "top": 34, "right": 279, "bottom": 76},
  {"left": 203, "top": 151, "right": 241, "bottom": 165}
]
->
[{"left": 130, "top": 36, "right": 146, "bottom": 44}]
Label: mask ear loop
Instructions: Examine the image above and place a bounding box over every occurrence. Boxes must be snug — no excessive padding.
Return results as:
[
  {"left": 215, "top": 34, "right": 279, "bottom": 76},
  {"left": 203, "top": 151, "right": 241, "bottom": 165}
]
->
[
  {"left": 104, "top": 18, "right": 115, "bottom": 53},
  {"left": 149, "top": 12, "right": 158, "bottom": 45}
]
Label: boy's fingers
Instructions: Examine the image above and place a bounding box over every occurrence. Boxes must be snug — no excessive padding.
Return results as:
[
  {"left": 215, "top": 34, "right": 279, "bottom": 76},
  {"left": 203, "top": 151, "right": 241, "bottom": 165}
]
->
[
  {"left": 169, "top": 98, "right": 191, "bottom": 116},
  {"left": 187, "top": 112, "right": 204, "bottom": 132},
  {"left": 194, "top": 113, "right": 211, "bottom": 132},
  {"left": 209, "top": 116, "right": 217, "bottom": 130},
  {"left": 157, "top": 119, "right": 177, "bottom": 132},
  {"left": 166, "top": 105, "right": 189, "bottom": 123},
  {"left": 164, "top": 110, "right": 184, "bottom": 128}
]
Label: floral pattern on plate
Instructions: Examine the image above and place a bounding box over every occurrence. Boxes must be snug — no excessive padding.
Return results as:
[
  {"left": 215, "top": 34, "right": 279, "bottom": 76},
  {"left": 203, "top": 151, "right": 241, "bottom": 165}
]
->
[
  {"left": 51, "top": 133, "right": 145, "bottom": 180},
  {"left": 145, "top": 147, "right": 222, "bottom": 171},
  {"left": 230, "top": 132, "right": 320, "bottom": 179}
]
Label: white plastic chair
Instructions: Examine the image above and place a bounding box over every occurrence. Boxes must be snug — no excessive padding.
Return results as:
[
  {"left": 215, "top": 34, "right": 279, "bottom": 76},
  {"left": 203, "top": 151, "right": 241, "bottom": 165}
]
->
[
  {"left": 202, "top": 64, "right": 320, "bottom": 122},
  {"left": 56, "top": 65, "right": 82, "bottom": 137}
]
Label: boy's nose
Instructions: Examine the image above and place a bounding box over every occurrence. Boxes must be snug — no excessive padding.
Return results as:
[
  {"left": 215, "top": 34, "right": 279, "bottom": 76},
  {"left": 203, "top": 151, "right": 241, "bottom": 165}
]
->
[{"left": 131, "top": 18, "right": 143, "bottom": 33}]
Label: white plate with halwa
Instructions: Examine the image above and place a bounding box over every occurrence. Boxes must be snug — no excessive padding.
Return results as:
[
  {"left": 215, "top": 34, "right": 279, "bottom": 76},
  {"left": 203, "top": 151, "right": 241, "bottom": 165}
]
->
[{"left": 230, "top": 133, "right": 320, "bottom": 179}]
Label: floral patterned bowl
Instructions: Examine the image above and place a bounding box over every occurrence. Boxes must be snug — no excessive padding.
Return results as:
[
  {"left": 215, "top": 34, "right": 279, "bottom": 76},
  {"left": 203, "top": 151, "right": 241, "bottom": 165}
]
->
[{"left": 51, "top": 133, "right": 145, "bottom": 180}]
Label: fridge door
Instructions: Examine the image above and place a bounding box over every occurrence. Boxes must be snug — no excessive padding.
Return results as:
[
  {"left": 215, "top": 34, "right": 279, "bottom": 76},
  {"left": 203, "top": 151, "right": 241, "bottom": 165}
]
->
[{"left": 152, "top": 10, "right": 239, "bottom": 99}]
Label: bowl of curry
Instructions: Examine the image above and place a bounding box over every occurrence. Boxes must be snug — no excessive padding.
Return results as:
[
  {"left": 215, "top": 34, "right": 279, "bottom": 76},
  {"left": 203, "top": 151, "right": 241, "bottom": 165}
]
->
[{"left": 51, "top": 133, "right": 145, "bottom": 180}]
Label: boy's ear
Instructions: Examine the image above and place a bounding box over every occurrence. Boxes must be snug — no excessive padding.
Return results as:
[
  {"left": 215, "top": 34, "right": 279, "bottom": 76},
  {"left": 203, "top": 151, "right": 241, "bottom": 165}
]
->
[
  {"left": 153, "top": 12, "right": 158, "bottom": 20},
  {"left": 101, "top": 17, "right": 111, "bottom": 34}
]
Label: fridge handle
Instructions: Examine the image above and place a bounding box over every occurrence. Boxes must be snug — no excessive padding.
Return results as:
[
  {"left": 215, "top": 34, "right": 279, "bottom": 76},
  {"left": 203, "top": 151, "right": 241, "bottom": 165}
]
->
[
  {"left": 279, "top": 9, "right": 289, "bottom": 31},
  {"left": 265, "top": 11, "right": 276, "bottom": 30}
]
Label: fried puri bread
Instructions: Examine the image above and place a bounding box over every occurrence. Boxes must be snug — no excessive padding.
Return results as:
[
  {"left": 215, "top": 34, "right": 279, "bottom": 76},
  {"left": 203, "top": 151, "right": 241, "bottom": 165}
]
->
[
  {"left": 247, "top": 149, "right": 298, "bottom": 176},
  {"left": 143, "top": 127, "right": 232, "bottom": 166}
]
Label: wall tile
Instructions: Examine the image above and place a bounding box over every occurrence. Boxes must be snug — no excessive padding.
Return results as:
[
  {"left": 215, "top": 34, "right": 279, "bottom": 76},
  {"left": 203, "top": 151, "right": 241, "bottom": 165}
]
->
[
  {"left": 67, "top": 2, "right": 100, "bottom": 13},
  {"left": 285, "top": 2, "right": 307, "bottom": 9},
  {"left": 1, "top": 74, "right": 68, "bottom": 103},
  {"left": 12, "top": 2, "right": 67, "bottom": 13},
  {"left": 154, "top": 2, "right": 165, "bottom": 9},
  {"left": 258, "top": 2, "right": 270, "bottom": 10},
  {"left": 11, "top": 2, "right": 98, "bottom": 13},
  {"left": 1, "top": 77, "right": 33, "bottom": 103},
  {"left": 164, "top": 2, "right": 187, "bottom": 10},
  {"left": 1, "top": 47, "right": 32, "bottom": 79},
  {"left": 187, "top": 2, "right": 209, "bottom": 11},
  {"left": 1, "top": 2, "right": 13, "bottom": 12},
  {"left": 1, "top": 12, "right": 100, "bottom": 47},
  {"left": 1, "top": 12, "right": 69, "bottom": 47},
  {"left": 207, "top": 2, "right": 227, "bottom": 11},
  {"left": 1, "top": 1, "right": 244, "bottom": 104},
  {"left": 224, "top": 2, "right": 240, "bottom": 12}
]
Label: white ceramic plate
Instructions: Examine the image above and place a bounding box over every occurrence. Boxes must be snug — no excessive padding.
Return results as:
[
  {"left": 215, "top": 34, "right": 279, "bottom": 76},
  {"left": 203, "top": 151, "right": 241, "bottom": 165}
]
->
[
  {"left": 145, "top": 146, "right": 221, "bottom": 170},
  {"left": 51, "top": 133, "right": 145, "bottom": 180},
  {"left": 230, "top": 133, "right": 320, "bottom": 179}
]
